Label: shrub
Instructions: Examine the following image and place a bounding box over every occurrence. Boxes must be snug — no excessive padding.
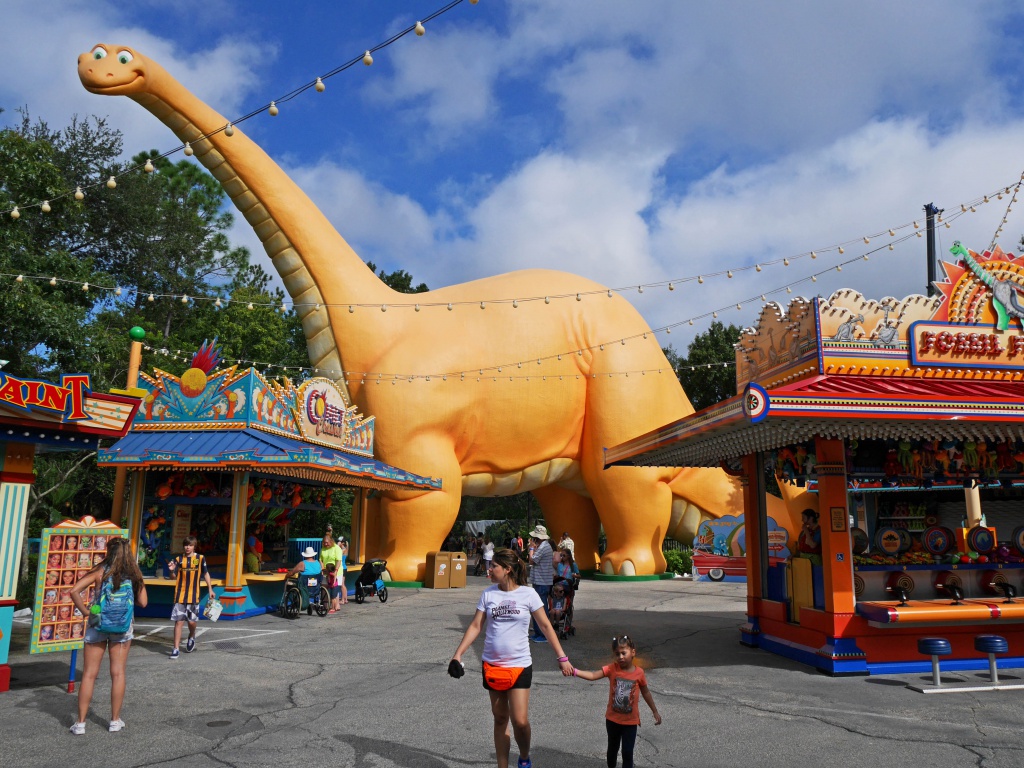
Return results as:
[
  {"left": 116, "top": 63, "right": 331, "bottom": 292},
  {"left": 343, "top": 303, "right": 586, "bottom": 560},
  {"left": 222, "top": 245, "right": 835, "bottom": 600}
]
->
[{"left": 664, "top": 548, "right": 692, "bottom": 575}]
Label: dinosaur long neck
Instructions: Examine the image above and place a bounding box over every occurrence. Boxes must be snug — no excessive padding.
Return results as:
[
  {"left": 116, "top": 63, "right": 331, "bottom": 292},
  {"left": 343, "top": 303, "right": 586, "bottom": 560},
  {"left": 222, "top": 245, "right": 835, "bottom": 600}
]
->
[
  {"left": 962, "top": 252, "right": 995, "bottom": 289},
  {"left": 129, "top": 60, "right": 399, "bottom": 389}
]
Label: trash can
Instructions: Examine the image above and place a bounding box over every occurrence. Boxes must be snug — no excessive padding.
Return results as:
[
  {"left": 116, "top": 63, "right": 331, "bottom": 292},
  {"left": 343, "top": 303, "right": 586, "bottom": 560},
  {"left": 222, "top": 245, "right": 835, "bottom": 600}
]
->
[
  {"left": 449, "top": 552, "right": 467, "bottom": 588},
  {"left": 425, "top": 551, "right": 451, "bottom": 589}
]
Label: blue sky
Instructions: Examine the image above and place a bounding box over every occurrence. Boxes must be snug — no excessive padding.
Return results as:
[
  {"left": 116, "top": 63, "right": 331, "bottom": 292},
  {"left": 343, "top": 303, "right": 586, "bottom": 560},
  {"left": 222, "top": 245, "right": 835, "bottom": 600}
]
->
[{"left": 7, "top": 0, "right": 1024, "bottom": 353}]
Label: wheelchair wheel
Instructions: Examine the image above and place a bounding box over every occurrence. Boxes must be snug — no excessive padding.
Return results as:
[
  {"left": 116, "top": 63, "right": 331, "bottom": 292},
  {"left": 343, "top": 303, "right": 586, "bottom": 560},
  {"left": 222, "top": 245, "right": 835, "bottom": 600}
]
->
[
  {"left": 378, "top": 586, "right": 388, "bottom": 603},
  {"left": 316, "top": 586, "right": 330, "bottom": 616},
  {"left": 283, "top": 587, "right": 302, "bottom": 619},
  {"left": 354, "top": 587, "right": 365, "bottom": 604}
]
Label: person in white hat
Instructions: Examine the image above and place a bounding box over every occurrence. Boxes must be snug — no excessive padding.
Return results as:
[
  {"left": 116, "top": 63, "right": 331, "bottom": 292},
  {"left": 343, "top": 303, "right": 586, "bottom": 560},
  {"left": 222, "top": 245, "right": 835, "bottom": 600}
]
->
[
  {"left": 527, "top": 526, "right": 554, "bottom": 642},
  {"left": 287, "top": 546, "right": 324, "bottom": 614}
]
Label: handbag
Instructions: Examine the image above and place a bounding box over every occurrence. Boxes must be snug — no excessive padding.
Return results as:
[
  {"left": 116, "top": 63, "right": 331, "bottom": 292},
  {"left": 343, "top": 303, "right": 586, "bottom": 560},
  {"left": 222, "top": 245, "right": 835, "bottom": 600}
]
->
[{"left": 482, "top": 661, "right": 524, "bottom": 691}]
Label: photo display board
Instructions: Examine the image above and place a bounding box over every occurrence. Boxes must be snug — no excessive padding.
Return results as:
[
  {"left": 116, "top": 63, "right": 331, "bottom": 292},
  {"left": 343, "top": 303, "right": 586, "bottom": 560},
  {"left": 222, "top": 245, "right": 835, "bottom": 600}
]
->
[{"left": 31, "top": 517, "right": 127, "bottom": 654}]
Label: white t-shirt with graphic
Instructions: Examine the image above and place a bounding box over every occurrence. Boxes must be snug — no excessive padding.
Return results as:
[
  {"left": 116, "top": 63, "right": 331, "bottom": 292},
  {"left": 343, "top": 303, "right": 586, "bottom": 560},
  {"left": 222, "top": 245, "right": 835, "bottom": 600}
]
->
[{"left": 477, "top": 584, "right": 543, "bottom": 667}]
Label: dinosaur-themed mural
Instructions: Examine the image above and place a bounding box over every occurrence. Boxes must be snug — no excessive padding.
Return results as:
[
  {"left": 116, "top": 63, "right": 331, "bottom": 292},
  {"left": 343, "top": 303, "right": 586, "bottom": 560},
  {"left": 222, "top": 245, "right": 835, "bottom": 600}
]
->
[{"left": 79, "top": 44, "right": 780, "bottom": 579}]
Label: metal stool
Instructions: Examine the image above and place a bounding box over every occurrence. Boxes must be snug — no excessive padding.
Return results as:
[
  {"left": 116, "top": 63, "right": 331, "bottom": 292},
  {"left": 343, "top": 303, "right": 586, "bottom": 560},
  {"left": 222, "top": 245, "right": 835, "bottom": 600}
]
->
[
  {"left": 974, "top": 635, "right": 1008, "bottom": 684},
  {"left": 918, "top": 637, "right": 952, "bottom": 686}
]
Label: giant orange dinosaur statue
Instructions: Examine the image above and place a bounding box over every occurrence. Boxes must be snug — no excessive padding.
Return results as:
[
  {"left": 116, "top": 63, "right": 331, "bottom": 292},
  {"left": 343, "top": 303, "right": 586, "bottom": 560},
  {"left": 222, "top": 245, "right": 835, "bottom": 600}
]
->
[{"left": 80, "top": 44, "right": 759, "bottom": 579}]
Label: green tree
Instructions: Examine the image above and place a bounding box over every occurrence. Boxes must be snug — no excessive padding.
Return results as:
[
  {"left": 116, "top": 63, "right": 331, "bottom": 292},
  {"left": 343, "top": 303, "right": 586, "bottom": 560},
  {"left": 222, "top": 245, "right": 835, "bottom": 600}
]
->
[
  {"left": 366, "top": 261, "right": 429, "bottom": 293},
  {"left": 666, "top": 321, "right": 742, "bottom": 410}
]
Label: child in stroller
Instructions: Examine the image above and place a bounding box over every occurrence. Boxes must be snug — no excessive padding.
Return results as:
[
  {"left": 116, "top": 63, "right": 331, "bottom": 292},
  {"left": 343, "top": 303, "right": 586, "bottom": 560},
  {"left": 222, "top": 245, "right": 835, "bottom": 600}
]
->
[
  {"left": 547, "top": 579, "right": 577, "bottom": 638},
  {"left": 353, "top": 559, "right": 389, "bottom": 604}
]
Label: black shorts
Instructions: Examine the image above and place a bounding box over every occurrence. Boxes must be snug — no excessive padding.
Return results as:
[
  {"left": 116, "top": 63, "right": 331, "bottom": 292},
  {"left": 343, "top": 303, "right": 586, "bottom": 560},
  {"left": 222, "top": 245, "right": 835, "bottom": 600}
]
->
[{"left": 482, "top": 664, "right": 533, "bottom": 691}]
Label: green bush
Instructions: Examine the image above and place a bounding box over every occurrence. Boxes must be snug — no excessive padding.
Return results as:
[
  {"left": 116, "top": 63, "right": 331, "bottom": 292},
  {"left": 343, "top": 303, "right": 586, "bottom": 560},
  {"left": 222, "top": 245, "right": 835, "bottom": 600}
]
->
[{"left": 664, "top": 548, "right": 692, "bottom": 575}]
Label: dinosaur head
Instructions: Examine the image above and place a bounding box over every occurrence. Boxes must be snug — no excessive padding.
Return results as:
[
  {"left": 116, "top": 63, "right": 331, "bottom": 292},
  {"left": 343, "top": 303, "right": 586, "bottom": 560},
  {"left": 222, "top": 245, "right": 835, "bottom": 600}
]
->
[{"left": 78, "top": 44, "right": 148, "bottom": 95}]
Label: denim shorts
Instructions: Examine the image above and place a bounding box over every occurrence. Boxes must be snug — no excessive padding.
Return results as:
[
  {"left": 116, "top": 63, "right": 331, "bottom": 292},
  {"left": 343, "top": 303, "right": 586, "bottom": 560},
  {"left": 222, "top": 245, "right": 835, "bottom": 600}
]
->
[{"left": 84, "top": 623, "right": 134, "bottom": 645}]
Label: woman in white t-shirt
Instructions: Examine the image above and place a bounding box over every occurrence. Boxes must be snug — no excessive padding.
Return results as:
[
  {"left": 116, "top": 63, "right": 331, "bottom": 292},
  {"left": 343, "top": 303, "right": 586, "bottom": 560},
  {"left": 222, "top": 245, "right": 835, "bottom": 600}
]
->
[{"left": 451, "top": 548, "right": 573, "bottom": 768}]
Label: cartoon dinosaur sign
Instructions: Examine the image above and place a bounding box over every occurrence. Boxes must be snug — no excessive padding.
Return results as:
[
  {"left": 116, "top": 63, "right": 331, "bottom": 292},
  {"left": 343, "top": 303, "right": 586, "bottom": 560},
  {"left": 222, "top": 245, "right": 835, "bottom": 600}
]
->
[{"left": 79, "top": 44, "right": 783, "bottom": 579}]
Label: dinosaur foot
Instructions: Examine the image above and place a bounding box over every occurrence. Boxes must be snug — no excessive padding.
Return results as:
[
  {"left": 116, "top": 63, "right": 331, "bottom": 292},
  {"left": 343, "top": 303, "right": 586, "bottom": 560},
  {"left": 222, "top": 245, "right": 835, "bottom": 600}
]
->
[{"left": 600, "top": 547, "right": 666, "bottom": 576}]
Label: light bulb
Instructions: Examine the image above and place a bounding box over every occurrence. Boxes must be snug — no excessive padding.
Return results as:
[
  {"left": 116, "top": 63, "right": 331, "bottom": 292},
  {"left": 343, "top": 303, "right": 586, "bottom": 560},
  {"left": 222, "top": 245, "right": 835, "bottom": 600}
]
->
[
  {"left": 349, "top": 305, "right": 355, "bottom": 313},
  {"left": 668, "top": 283, "right": 674, "bottom": 290},
  {"left": 638, "top": 285, "right": 644, "bottom": 293},
  {"left": 888, "top": 244, "right": 894, "bottom": 250},
  {"left": 147, "top": 293, "right": 154, "bottom": 302},
  {"left": 269, "top": 101, "right": 279, "bottom": 116},
  {"left": 783, "top": 259, "right": 789, "bottom": 266},
  {"left": 414, "top": 304, "right": 420, "bottom": 312},
  {"left": 363, "top": 51, "right": 373, "bottom": 66},
  {"left": 115, "top": 286, "right": 122, "bottom": 295},
  {"left": 106, "top": 176, "right": 117, "bottom": 188},
  {"left": 713, "top": 312, "right": 718, "bottom": 318},
  {"left": 41, "top": 200, "right": 51, "bottom": 213},
  {"left": 49, "top": 277, "right": 57, "bottom": 286},
  {"left": 888, "top": 228, "right": 895, "bottom": 236},
  {"left": 607, "top": 290, "right": 613, "bottom": 298},
  {"left": 727, "top": 271, "right": 733, "bottom": 278},
  {"left": 697, "top": 276, "right": 704, "bottom": 284},
  {"left": 810, "top": 251, "right": 817, "bottom": 259},
  {"left": 247, "top": 302, "right": 254, "bottom": 310},
  {"left": 447, "top": 303, "right": 453, "bottom": 311},
  {"left": 755, "top": 265, "right": 761, "bottom": 272},
  {"left": 82, "top": 282, "right": 89, "bottom": 292},
  {"left": 836, "top": 265, "right": 842, "bottom": 272},
  {"left": 381, "top": 304, "right": 387, "bottom": 312},
  {"left": 512, "top": 300, "right": 518, "bottom": 308},
  {"left": 10, "top": 206, "right": 19, "bottom": 220},
  {"left": 224, "top": 123, "right": 234, "bottom": 137},
  {"left": 480, "top": 301, "right": 485, "bottom": 309},
  {"left": 838, "top": 246, "right": 844, "bottom": 254},
  {"left": 215, "top": 298, "right": 222, "bottom": 307},
  {"left": 544, "top": 296, "right": 550, "bottom": 304},
  {"left": 183, "top": 142, "right": 193, "bottom": 156},
  {"left": 181, "top": 295, "right": 189, "bottom": 304},
  {"left": 576, "top": 293, "right": 582, "bottom": 300},
  {"left": 315, "top": 77, "right": 325, "bottom": 92},
  {"left": 863, "top": 236, "right": 870, "bottom": 244},
  {"left": 15, "top": 275, "right": 23, "bottom": 282},
  {"left": 415, "top": 21, "right": 425, "bottom": 35},
  {"left": 75, "top": 187, "right": 84, "bottom": 200}
]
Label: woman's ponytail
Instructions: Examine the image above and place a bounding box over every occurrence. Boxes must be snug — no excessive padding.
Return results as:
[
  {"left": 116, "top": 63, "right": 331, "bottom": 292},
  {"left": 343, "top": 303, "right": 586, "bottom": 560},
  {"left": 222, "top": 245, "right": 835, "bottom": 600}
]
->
[{"left": 491, "top": 548, "right": 529, "bottom": 586}]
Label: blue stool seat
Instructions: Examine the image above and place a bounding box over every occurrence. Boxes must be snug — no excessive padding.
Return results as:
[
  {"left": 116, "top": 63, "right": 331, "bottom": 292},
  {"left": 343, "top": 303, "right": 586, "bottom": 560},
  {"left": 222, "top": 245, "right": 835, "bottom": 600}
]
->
[
  {"left": 975, "top": 634, "right": 1008, "bottom": 683},
  {"left": 918, "top": 637, "right": 952, "bottom": 687},
  {"left": 918, "top": 637, "right": 952, "bottom": 656},
  {"left": 974, "top": 635, "right": 1008, "bottom": 655}
]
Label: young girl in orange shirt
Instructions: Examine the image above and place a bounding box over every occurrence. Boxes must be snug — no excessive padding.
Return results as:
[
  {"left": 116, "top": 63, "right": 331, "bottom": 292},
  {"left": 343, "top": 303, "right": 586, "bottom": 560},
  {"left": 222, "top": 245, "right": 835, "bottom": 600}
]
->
[{"left": 571, "top": 635, "right": 661, "bottom": 768}]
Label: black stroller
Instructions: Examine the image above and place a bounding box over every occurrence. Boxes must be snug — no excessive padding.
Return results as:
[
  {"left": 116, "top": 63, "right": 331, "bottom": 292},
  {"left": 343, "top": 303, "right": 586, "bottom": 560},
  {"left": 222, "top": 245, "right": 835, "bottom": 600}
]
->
[{"left": 353, "top": 559, "right": 389, "bottom": 604}]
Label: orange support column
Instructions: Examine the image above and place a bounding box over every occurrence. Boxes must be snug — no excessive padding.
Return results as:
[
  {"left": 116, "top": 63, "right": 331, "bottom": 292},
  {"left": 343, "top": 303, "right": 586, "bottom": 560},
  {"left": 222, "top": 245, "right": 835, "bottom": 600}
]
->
[
  {"left": 813, "top": 438, "right": 855, "bottom": 615},
  {"left": 225, "top": 471, "right": 250, "bottom": 588},
  {"left": 125, "top": 470, "right": 146, "bottom": 557}
]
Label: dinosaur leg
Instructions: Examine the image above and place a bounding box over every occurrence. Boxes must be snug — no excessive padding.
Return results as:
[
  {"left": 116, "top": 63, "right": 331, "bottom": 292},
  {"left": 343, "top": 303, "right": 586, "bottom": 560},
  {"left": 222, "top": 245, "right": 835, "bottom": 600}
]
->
[
  {"left": 585, "top": 465, "right": 672, "bottom": 575},
  {"left": 375, "top": 444, "right": 463, "bottom": 582},
  {"left": 530, "top": 485, "right": 600, "bottom": 572}
]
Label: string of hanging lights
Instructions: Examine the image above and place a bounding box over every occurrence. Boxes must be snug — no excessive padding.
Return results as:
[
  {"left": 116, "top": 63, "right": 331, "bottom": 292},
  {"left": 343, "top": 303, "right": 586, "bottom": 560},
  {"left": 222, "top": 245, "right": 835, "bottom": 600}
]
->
[{"left": 4, "top": 173, "right": 1021, "bottom": 312}]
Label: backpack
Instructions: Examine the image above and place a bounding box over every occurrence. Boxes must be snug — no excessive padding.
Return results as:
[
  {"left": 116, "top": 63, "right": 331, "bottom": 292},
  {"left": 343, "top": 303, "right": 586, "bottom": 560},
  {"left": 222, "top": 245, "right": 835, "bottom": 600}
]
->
[{"left": 95, "top": 574, "right": 135, "bottom": 634}]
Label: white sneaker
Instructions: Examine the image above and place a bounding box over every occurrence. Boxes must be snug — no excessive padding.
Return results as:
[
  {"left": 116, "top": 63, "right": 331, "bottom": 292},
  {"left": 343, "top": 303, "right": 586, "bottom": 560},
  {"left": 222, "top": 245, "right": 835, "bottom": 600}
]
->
[
  {"left": 108, "top": 719, "right": 125, "bottom": 732},
  {"left": 69, "top": 722, "right": 86, "bottom": 735}
]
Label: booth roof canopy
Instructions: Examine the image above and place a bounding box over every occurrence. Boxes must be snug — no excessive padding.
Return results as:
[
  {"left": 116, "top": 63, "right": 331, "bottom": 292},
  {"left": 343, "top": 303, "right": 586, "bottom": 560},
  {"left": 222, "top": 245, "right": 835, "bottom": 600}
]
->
[
  {"left": 605, "top": 375, "right": 1024, "bottom": 469},
  {"left": 97, "top": 427, "right": 441, "bottom": 492}
]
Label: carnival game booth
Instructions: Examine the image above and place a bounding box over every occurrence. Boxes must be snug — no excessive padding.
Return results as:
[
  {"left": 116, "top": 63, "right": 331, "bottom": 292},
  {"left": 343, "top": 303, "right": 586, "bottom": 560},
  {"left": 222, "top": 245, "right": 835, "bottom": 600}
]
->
[
  {"left": 607, "top": 242, "right": 1024, "bottom": 676},
  {"left": 97, "top": 343, "right": 440, "bottom": 619},
  {"left": 0, "top": 372, "right": 139, "bottom": 691}
]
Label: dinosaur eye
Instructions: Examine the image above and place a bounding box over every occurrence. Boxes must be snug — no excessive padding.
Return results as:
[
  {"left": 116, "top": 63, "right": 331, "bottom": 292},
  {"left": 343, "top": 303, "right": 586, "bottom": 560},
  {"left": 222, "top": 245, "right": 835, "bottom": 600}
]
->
[
  {"left": 92, "top": 46, "right": 107, "bottom": 60},
  {"left": 117, "top": 50, "right": 134, "bottom": 64}
]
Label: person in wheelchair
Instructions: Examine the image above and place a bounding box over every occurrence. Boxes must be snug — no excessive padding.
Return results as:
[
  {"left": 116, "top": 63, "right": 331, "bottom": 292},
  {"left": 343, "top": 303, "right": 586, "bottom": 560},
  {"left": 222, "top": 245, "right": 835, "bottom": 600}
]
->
[{"left": 287, "top": 546, "right": 325, "bottom": 616}]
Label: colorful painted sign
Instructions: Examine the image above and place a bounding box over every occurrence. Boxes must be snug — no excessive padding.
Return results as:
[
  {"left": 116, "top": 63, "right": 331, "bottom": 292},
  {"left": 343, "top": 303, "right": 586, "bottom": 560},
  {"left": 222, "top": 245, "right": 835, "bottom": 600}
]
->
[
  {"left": 296, "top": 377, "right": 375, "bottom": 456},
  {"left": 0, "top": 373, "right": 92, "bottom": 420},
  {"left": 909, "top": 322, "right": 1024, "bottom": 369},
  {"left": 693, "top": 514, "right": 791, "bottom": 559},
  {"left": 31, "top": 517, "right": 126, "bottom": 654}
]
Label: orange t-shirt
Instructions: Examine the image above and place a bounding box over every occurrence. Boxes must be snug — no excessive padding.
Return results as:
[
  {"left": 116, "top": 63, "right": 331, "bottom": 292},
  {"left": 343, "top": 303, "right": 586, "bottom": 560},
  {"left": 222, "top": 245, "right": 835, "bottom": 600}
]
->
[{"left": 603, "top": 664, "right": 648, "bottom": 725}]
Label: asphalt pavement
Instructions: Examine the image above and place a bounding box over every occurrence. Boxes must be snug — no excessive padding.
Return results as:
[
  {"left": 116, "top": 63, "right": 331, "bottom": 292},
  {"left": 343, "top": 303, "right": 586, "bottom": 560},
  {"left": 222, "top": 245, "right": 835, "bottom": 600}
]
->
[{"left": 2, "top": 575, "right": 1023, "bottom": 767}]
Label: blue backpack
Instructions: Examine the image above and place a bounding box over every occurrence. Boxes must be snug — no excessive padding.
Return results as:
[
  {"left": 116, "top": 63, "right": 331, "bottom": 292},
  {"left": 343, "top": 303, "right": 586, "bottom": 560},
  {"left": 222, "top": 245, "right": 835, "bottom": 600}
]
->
[{"left": 95, "top": 575, "right": 135, "bottom": 634}]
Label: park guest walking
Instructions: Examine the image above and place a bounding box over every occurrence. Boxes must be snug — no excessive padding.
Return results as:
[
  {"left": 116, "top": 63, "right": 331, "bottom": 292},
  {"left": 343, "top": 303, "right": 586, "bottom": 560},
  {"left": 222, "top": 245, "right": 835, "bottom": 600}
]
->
[
  {"left": 527, "top": 526, "right": 553, "bottom": 642},
  {"left": 67, "top": 537, "right": 148, "bottom": 734},
  {"left": 449, "top": 548, "right": 573, "bottom": 768},
  {"left": 571, "top": 635, "right": 662, "bottom": 768},
  {"left": 166, "top": 535, "right": 214, "bottom": 659}
]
